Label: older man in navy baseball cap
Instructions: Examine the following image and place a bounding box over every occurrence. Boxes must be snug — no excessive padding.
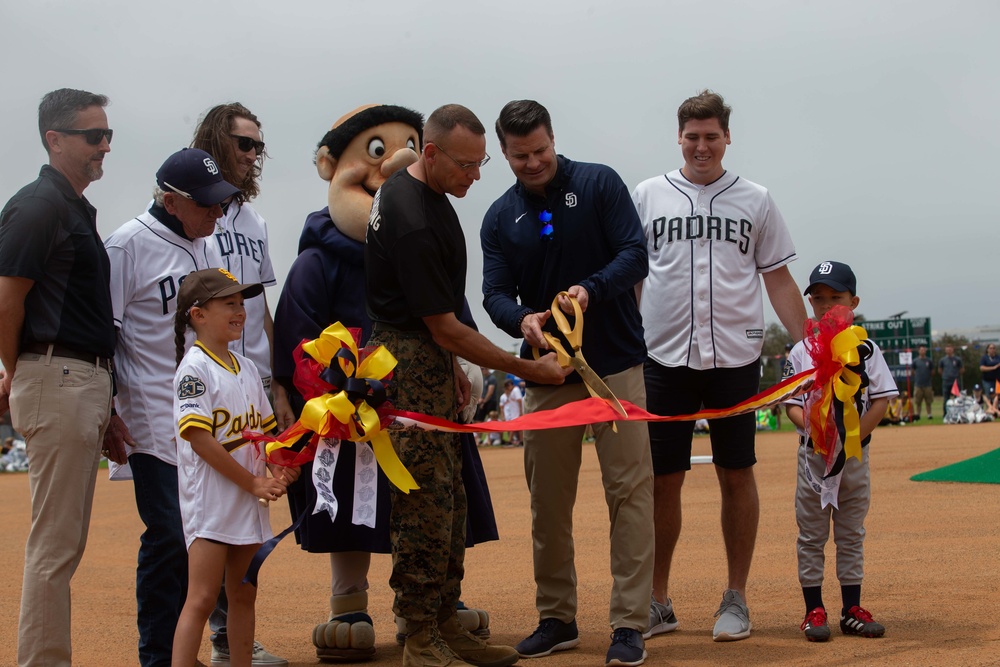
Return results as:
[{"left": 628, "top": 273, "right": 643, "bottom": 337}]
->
[
  {"left": 156, "top": 147, "right": 240, "bottom": 207},
  {"left": 103, "top": 146, "right": 245, "bottom": 666}
]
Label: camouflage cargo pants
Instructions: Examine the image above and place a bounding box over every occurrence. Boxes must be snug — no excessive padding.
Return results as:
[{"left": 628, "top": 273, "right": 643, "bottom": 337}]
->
[{"left": 370, "top": 328, "right": 467, "bottom": 624}]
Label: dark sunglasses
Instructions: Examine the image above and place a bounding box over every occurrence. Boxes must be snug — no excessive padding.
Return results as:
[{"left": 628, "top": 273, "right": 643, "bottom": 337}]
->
[
  {"left": 539, "top": 209, "right": 554, "bottom": 240},
  {"left": 230, "top": 134, "right": 265, "bottom": 154},
  {"left": 55, "top": 128, "right": 113, "bottom": 145}
]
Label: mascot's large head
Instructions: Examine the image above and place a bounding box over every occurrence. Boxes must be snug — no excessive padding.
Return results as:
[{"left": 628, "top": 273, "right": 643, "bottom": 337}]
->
[{"left": 316, "top": 104, "right": 423, "bottom": 242}]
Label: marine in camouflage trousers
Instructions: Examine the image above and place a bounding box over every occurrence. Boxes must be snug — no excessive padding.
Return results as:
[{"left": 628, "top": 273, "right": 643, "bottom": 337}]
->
[{"left": 370, "top": 327, "right": 467, "bottom": 624}]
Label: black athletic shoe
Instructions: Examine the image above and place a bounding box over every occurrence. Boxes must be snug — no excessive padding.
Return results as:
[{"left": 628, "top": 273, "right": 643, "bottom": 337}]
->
[
  {"left": 800, "top": 607, "right": 831, "bottom": 642},
  {"left": 840, "top": 606, "right": 885, "bottom": 638},
  {"left": 515, "top": 618, "right": 580, "bottom": 658},
  {"left": 605, "top": 628, "right": 647, "bottom": 667}
]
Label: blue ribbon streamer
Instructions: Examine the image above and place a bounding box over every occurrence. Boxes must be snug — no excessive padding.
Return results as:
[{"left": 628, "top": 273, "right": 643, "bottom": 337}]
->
[{"left": 242, "top": 499, "right": 312, "bottom": 586}]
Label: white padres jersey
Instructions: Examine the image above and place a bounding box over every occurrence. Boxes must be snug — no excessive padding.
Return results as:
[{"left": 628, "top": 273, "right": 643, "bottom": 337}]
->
[
  {"left": 106, "top": 210, "right": 217, "bottom": 465},
  {"left": 174, "top": 342, "right": 277, "bottom": 548},
  {"left": 633, "top": 169, "right": 797, "bottom": 370},
  {"left": 207, "top": 203, "right": 276, "bottom": 384},
  {"left": 783, "top": 337, "right": 899, "bottom": 437}
]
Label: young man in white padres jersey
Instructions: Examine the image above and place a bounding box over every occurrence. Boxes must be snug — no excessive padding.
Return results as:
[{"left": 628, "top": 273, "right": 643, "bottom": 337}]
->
[
  {"left": 105, "top": 148, "right": 245, "bottom": 667},
  {"left": 192, "top": 103, "right": 277, "bottom": 394},
  {"left": 191, "top": 103, "right": 286, "bottom": 667},
  {"left": 632, "top": 90, "right": 807, "bottom": 642}
]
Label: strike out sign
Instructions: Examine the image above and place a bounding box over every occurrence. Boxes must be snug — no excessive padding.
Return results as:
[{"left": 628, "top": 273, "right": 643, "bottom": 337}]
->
[{"left": 861, "top": 317, "right": 931, "bottom": 351}]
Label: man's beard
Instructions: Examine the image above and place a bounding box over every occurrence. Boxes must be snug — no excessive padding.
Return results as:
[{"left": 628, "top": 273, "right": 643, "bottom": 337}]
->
[{"left": 85, "top": 160, "right": 104, "bottom": 182}]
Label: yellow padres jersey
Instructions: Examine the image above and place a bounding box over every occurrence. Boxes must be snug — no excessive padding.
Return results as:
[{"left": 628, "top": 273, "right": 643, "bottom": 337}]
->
[{"left": 173, "top": 342, "right": 277, "bottom": 548}]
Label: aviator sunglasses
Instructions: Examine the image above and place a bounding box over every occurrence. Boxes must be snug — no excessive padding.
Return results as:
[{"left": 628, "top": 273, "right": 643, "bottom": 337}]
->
[
  {"left": 54, "top": 128, "right": 114, "bottom": 145},
  {"left": 230, "top": 134, "right": 265, "bottom": 154},
  {"left": 539, "top": 209, "right": 554, "bottom": 240}
]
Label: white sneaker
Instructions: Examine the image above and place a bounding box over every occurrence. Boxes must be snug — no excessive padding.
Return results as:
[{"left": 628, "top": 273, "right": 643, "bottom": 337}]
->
[
  {"left": 210, "top": 640, "right": 288, "bottom": 666},
  {"left": 712, "top": 590, "right": 752, "bottom": 641},
  {"left": 643, "top": 596, "right": 679, "bottom": 639}
]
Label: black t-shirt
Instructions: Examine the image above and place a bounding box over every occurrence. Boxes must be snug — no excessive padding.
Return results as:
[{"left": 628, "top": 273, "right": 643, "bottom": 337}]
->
[
  {"left": 481, "top": 373, "right": 498, "bottom": 411},
  {"left": 365, "top": 170, "right": 467, "bottom": 330},
  {"left": 0, "top": 165, "right": 116, "bottom": 358},
  {"left": 912, "top": 356, "right": 933, "bottom": 387},
  {"left": 939, "top": 355, "right": 963, "bottom": 381},
  {"left": 980, "top": 353, "right": 1000, "bottom": 386}
]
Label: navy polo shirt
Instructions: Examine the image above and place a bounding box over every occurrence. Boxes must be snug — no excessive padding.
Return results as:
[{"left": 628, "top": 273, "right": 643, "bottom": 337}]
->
[{"left": 481, "top": 156, "right": 647, "bottom": 381}]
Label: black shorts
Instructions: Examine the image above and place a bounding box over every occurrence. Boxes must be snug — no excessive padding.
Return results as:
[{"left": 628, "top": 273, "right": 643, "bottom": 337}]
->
[{"left": 644, "top": 357, "right": 760, "bottom": 475}]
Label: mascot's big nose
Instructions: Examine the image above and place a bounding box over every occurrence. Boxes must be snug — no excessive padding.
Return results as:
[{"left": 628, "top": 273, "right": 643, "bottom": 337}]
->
[{"left": 381, "top": 147, "right": 419, "bottom": 177}]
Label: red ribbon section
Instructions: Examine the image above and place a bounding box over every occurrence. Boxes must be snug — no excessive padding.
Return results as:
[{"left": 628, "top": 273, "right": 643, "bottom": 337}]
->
[{"left": 388, "top": 369, "right": 814, "bottom": 434}]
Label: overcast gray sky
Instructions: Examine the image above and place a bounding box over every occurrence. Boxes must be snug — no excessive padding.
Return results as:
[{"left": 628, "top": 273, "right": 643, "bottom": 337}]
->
[{"left": 2, "top": 0, "right": 997, "bottom": 351}]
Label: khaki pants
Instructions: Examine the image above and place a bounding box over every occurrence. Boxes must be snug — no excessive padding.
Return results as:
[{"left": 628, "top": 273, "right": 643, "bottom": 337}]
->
[
  {"left": 523, "top": 364, "right": 654, "bottom": 631},
  {"left": 11, "top": 352, "right": 112, "bottom": 667},
  {"left": 912, "top": 385, "right": 933, "bottom": 416}
]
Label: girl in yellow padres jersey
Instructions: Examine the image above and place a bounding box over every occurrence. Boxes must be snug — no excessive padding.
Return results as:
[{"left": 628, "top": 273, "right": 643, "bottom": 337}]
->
[{"left": 170, "top": 268, "right": 299, "bottom": 667}]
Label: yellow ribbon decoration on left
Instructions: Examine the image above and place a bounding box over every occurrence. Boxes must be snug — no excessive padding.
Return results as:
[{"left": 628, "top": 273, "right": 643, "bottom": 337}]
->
[
  {"left": 266, "top": 323, "right": 418, "bottom": 493},
  {"left": 809, "top": 324, "right": 868, "bottom": 464}
]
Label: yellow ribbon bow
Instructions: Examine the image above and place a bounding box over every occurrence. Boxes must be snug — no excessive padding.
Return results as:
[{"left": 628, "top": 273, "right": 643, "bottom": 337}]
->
[
  {"left": 809, "top": 324, "right": 868, "bottom": 465},
  {"left": 268, "top": 323, "right": 418, "bottom": 493}
]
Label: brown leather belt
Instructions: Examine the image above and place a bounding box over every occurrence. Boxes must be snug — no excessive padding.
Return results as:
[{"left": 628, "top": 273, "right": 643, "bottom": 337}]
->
[{"left": 23, "top": 342, "right": 112, "bottom": 369}]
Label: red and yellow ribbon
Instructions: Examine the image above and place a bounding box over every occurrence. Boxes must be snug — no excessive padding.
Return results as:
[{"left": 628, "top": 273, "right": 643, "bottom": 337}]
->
[
  {"left": 246, "top": 309, "right": 861, "bottom": 480},
  {"left": 253, "top": 323, "right": 418, "bottom": 493},
  {"left": 388, "top": 368, "right": 815, "bottom": 433},
  {"left": 804, "top": 306, "right": 868, "bottom": 466}
]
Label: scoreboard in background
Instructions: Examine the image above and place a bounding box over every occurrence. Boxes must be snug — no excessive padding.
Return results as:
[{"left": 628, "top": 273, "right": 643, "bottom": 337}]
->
[
  {"left": 860, "top": 317, "right": 932, "bottom": 383},
  {"left": 861, "top": 317, "right": 932, "bottom": 350}
]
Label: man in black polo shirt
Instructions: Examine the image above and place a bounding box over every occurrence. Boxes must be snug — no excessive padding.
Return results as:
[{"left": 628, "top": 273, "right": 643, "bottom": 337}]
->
[{"left": 0, "top": 87, "right": 124, "bottom": 667}]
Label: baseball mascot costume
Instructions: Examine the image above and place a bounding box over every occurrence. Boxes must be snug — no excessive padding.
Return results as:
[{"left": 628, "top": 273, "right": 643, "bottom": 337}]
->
[{"left": 272, "top": 105, "right": 496, "bottom": 662}]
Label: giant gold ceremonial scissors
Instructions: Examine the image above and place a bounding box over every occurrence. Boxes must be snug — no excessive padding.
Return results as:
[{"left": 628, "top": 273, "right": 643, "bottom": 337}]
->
[{"left": 532, "top": 292, "right": 628, "bottom": 420}]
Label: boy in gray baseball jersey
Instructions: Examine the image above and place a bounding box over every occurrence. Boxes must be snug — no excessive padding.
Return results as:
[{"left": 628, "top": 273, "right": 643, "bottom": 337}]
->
[{"left": 782, "top": 261, "right": 896, "bottom": 642}]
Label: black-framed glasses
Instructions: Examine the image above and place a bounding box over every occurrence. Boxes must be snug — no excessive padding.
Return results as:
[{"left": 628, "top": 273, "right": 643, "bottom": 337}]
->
[
  {"left": 433, "top": 144, "right": 490, "bottom": 170},
  {"left": 539, "top": 209, "right": 554, "bottom": 240},
  {"left": 161, "top": 181, "right": 216, "bottom": 209},
  {"left": 54, "top": 128, "right": 113, "bottom": 145},
  {"left": 230, "top": 135, "right": 265, "bottom": 154}
]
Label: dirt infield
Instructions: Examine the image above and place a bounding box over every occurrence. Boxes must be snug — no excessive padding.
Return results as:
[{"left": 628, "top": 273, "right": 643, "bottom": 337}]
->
[{"left": 2, "top": 422, "right": 999, "bottom": 666}]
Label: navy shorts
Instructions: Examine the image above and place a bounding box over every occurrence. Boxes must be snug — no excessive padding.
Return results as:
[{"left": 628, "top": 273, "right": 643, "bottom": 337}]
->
[{"left": 644, "top": 357, "right": 760, "bottom": 475}]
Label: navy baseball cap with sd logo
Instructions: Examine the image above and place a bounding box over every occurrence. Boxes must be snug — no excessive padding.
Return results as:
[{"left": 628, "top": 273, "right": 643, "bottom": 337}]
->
[
  {"left": 804, "top": 260, "right": 856, "bottom": 296},
  {"left": 156, "top": 148, "right": 240, "bottom": 206}
]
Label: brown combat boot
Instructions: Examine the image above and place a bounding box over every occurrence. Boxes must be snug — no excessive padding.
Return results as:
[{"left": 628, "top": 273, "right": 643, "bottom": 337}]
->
[
  {"left": 403, "top": 622, "right": 473, "bottom": 667},
  {"left": 438, "top": 615, "right": 519, "bottom": 667}
]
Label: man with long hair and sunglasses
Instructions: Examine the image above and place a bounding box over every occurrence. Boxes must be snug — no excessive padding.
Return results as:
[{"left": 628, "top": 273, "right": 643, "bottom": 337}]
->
[
  {"left": 191, "top": 103, "right": 285, "bottom": 667},
  {"left": 481, "top": 99, "right": 654, "bottom": 667},
  {"left": 192, "top": 103, "right": 275, "bottom": 396},
  {"left": 104, "top": 148, "right": 258, "bottom": 667},
  {"left": 0, "top": 87, "right": 123, "bottom": 666}
]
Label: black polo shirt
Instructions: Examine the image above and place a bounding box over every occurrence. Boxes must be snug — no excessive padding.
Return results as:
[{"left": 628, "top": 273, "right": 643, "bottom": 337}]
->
[{"left": 0, "top": 165, "right": 116, "bottom": 358}]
